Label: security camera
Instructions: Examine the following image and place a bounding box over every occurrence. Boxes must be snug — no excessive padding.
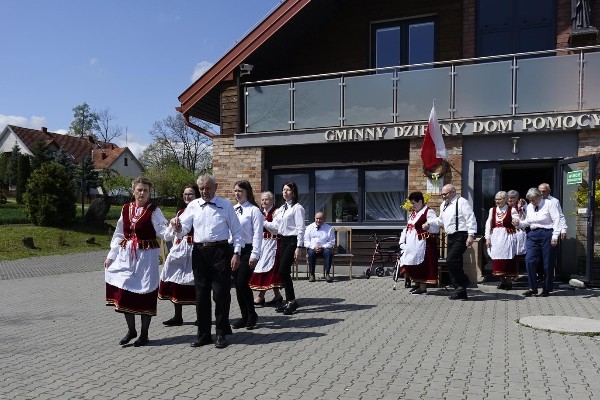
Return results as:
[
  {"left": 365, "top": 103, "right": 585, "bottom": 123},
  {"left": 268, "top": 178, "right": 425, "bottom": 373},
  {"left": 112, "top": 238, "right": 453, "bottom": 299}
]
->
[{"left": 239, "top": 63, "right": 254, "bottom": 76}]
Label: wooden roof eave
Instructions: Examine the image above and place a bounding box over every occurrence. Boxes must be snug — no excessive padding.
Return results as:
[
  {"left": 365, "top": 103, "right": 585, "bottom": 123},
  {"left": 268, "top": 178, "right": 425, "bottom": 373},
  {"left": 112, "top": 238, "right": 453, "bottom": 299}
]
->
[{"left": 177, "top": 0, "right": 311, "bottom": 120}]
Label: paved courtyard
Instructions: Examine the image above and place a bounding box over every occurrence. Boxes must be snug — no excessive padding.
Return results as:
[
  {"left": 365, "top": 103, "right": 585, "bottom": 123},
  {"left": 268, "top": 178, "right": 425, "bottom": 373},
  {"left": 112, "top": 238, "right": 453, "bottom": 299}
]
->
[{"left": 2, "top": 252, "right": 600, "bottom": 399}]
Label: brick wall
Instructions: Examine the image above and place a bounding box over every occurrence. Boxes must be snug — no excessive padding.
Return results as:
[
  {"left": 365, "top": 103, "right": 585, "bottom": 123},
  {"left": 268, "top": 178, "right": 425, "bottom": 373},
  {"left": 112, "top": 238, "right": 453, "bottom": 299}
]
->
[
  {"left": 462, "top": 0, "right": 476, "bottom": 58},
  {"left": 211, "top": 135, "right": 264, "bottom": 203},
  {"left": 408, "top": 136, "right": 463, "bottom": 210}
]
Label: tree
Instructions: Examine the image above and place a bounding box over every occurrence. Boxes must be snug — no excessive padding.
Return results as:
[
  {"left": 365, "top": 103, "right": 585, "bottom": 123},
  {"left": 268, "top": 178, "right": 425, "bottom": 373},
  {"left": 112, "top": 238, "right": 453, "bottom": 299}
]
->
[
  {"left": 23, "top": 162, "right": 77, "bottom": 226},
  {"left": 68, "top": 102, "right": 99, "bottom": 139},
  {"left": 79, "top": 155, "right": 100, "bottom": 193},
  {"left": 30, "top": 139, "right": 50, "bottom": 171},
  {"left": 53, "top": 148, "right": 77, "bottom": 185},
  {"left": 144, "top": 163, "right": 196, "bottom": 204},
  {"left": 16, "top": 154, "right": 31, "bottom": 204},
  {"left": 96, "top": 107, "right": 123, "bottom": 143},
  {"left": 145, "top": 113, "right": 212, "bottom": 173},
  {"left": 0, "top": 152, "right": 8, "bottom": 198},
  {"left": 6, "top": 144, "right": 20, "bottom": 191},
  {"left": 139, "top": 140, "right": 180, "bottom": 170}
]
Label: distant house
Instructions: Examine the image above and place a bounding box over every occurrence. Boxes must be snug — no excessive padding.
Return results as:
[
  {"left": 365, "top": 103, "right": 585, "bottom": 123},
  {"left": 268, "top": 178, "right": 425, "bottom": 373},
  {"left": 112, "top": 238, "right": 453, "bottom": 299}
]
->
[{"left": 0, "top": 125, "right": 144, "bottom": 179}]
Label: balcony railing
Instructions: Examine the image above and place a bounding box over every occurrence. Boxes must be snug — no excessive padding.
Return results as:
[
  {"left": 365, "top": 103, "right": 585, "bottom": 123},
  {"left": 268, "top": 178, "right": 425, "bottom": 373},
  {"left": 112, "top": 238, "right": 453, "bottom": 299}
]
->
[{"left": 243, "top": 45, "right": 600, "bottom": 133}]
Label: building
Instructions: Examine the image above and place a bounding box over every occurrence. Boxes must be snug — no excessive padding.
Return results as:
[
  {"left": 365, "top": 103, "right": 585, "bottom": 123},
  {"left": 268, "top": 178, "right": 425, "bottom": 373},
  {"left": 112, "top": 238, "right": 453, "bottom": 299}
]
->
[
  {"left": 177, "top": 0, "right": 600, "bottom": 282},
  {"left": 0, "top": 125, "right": 144, "bottom": 180}
]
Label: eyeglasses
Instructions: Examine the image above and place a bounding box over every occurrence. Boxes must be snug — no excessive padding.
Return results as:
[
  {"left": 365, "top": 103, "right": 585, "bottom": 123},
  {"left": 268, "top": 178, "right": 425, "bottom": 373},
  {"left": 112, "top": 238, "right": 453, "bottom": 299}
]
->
[
  {"left": 441, "top": 191, "right": 453, "bottom": 197},
  {"left": 183, "top": 193, "right": 195, "bottom": 196}
]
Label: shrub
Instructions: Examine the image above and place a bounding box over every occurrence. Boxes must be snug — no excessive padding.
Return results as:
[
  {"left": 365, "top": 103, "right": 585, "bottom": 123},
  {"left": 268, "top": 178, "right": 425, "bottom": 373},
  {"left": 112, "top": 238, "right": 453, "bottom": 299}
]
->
[{"left": 23, "top": 163, "right": 77, "bottom": 226}]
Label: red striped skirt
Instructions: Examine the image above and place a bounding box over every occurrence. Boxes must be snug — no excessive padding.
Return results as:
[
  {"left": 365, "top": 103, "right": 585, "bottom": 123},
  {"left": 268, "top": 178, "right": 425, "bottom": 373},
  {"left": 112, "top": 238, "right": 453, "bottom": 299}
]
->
[
  {"left": 158, "top": 281, "right": 196, "bottom": 305},
  {"left": 106, "top": 283, "right": 158, "bottom": 315}
]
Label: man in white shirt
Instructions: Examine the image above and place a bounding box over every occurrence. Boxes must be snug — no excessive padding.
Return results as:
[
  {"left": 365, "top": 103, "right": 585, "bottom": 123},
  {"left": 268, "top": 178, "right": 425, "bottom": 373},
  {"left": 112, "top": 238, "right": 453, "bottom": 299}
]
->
[
  {"left": 515, "top": 187, "right": 561, "bottom": 298},
  {"left": 538, "top": 183, "right": 567, "bottom": 240},
  {"left": 304, "top": 212, "right": 336, "bottom": 283},
  {"left": 173, "top": 175, "right": 243, "bottom": 349},
  {"left": 423, "top": 184, "right": 477, "bottom": 300}
]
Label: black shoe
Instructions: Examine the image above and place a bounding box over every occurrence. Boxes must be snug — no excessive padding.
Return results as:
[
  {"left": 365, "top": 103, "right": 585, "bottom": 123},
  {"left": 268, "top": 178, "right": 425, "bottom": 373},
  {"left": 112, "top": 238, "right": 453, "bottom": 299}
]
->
[
  {"left": 190, "top": 336, "right": 213, "bottom": 347},
  {"left": 497, "top": 283, "right": 506, "bottom": 290},
  {"left": 254, "top": 298, "right": 265, "bottom": 307},
  {"left": 275, "top": 302, "right": 289, "bottom": 313},
  {"left": 246, "top": 315, "right": 258, "bottom": 330},
  {"left": 409, "top": 286, "right": 419, "bottom": 293},
  {"left": 449, "top": 290, "right": 468, "bottom": 300},
  {"left": 283, "top": 301, "right": 299, "bottom": 315},
  {"left": 133, "top": 336, "right": 149, "bottom": 347},
  {"left": 265, "top": 296, "right": 283, "bottom": 306},
  {"left": 232, "top": 318, "right": 247, "bottom": 329},
  {"left": 325, "top": 274, "right": 333, "bottom": 283},
  {"left": 308, "top": 274, "right": 316, "bottom": 282},
  {"left": 119, "top": 331, "right": 137, "bottom": 345},
  {"left": 162, "top": 317, "right": 183, "bottom": 326},
  {"left": 538, "top": 291, "right": 550, "bottom": 297},
  {"left": 522, "top": 289, "right": 538, "bottom": 297},
  {"left": 215, "top": 335, "right": 228, "bottom": 349},
  {"left": 411, "top": 288, "right": 427, "bottom": 295},
  {"left": 194, "top": 320, "right": 199, "bottom": 326}
]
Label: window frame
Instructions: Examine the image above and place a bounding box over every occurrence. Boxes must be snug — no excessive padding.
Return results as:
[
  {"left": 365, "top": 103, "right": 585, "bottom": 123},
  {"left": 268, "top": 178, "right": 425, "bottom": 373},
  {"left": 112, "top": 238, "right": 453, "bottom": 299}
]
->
[
  {"left": 370, "top": 17, "right": 437, "bottom": 70},
  {"left": 271, "top": 165, "right": 408, "bottom": 225}
]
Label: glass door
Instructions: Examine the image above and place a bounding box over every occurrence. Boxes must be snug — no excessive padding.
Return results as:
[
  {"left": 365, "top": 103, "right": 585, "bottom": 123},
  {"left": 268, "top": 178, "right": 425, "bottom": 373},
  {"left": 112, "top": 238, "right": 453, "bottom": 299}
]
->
[
  {"left": 558, "top": 156, "right": 596, "bottom": 282},
  {"left": 474, "top": 162, "right": 501, "bottom": 235}
]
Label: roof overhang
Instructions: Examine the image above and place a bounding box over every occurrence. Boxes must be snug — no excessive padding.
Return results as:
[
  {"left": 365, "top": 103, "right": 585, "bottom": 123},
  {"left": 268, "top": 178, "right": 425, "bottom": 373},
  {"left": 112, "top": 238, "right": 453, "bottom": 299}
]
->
[{"left": 177, "top": 0, "right": 312, "bottom": 131}]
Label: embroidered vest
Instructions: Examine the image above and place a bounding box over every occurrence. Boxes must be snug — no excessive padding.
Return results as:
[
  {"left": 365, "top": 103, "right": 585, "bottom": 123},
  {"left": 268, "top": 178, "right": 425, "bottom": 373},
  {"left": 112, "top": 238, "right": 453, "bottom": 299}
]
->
[
  {"left": 123, "top": 202, "right": 157, "bottom": 240},
  {"left": 491, "top": 206, "right": 515, "bottom": 234}
]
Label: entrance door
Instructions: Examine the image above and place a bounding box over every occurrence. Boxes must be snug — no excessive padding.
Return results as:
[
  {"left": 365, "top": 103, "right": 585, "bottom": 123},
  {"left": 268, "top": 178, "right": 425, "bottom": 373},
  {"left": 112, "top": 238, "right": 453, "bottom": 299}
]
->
[
  {"left": 558, "top": 156, "right": 596, "bottom": 282},
  {"left": 474, "top": 163, "right": 501, "bottom": 235},
  {"left": 474, "top": 161, "right": 554, "bottom": 235}
]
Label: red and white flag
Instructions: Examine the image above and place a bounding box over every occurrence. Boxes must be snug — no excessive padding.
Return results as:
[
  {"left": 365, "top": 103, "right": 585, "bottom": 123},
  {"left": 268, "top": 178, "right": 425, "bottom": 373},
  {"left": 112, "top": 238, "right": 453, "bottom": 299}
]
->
[{"left": 420, "top": 103, "right": 447, "bottom": 169}]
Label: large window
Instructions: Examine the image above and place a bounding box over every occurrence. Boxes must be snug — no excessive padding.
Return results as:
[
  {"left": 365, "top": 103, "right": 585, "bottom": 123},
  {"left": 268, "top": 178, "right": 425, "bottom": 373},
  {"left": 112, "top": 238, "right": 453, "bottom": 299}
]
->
[
  {"left": 476, "top": 0, "right": 555, "bottom": 57},
  {"left": 372, "top": 19, "right": 435, "bottom": 69},
  {"left": 273, "top": 167, "right": 407, "bottom": 224}
]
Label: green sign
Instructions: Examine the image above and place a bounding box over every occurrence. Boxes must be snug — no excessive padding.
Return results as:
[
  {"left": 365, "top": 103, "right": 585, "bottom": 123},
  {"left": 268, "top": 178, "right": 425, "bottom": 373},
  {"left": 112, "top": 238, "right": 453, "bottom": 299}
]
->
[{"left": 567, "top": 170, "right": 583, "bottom": 185}]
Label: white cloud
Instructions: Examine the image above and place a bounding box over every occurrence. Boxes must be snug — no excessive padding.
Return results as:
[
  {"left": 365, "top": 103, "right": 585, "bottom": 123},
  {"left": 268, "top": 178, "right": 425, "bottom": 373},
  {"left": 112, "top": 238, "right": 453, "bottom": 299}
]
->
[
  {"left": 114, "top": 135, "right": 148, "bottom": 159},
  {"left": 0, "top": 114, "right": 47, "bottom": 131},
  {"left": 191, "top": 61, "right": 213, "bottom": 82}
]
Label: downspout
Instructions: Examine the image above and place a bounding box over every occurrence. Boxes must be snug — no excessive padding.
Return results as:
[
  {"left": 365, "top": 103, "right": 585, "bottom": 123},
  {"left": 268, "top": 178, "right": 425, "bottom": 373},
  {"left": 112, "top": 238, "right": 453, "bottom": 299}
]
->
[{"left": 176, "top": 107, "right": 217, "bottom": 139}]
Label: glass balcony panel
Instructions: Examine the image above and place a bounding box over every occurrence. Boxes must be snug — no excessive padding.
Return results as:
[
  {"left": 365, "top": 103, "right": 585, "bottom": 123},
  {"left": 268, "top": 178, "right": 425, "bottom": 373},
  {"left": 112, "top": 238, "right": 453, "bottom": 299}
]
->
[
  {"left": 583, "top": 52, "right": 600, "bottom": 110},
  {"left": 455, "top": 60, "right": 513, "bottom": 117},
  {"left": 517, "top": 54, "right": 579, "bottom": 113},
  {"left": 294, "top": 78, "right": 340, "bottom": 129},
  {"left": 397, "top": 67, "right": 451, "bottom": 121},
  {"left": 344, "top": 73, "right": 394, "bottom": 126},
  {"left": 246, "top": 84, "right": 290, "bottom": 133}
]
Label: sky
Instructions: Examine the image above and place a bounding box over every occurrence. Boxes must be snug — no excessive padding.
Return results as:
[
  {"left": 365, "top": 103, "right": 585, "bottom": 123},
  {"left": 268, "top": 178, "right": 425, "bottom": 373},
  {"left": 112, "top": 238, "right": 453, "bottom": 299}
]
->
[{"left": 0, "top": 0, "right": 282, "bottom": 157}]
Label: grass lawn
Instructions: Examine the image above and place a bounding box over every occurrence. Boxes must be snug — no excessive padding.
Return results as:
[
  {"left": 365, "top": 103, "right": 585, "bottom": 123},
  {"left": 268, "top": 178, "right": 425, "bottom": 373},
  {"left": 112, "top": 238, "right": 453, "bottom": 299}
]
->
[{"left": 0, "top": 200, "right": 179, "bottom": 261}]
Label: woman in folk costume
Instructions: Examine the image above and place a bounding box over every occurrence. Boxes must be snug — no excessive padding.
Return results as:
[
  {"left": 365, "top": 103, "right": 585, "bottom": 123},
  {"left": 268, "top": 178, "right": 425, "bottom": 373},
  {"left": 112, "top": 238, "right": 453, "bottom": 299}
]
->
[
  {"left": 485, "top": 190, "right": 520, "bottom": 290},
  {"left": 230, "top": 180, "right": 263, "bottom": 330},
  {"left": 249, "top": 191, "right": 284, "bottom": 306},
  {"left": 104, "top": 176, "right": 170, "bottom": 347},
  {"left": 507, "top": 189, "right": 527, "bottom": 257},
  {"left": 158, "top": 184, "right": 200, "bottom": 327},
  {"left": 399, "top": 191, "right": 439, "bottom": 295}
]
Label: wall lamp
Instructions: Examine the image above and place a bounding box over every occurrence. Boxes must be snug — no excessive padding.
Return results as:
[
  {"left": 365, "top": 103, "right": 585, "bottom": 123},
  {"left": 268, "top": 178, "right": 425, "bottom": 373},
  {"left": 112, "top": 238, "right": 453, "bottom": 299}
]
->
[
  {"left": 239, "top": 63, "right": 254, "bottom": 76},
  {"left": 511, "top": 136, "right": 520, "bottom": 154}
]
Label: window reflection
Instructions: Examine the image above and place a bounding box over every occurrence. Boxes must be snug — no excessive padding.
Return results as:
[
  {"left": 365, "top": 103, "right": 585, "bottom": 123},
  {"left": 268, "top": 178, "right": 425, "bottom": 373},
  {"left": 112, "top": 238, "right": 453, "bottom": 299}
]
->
[
  {"left": 316, "top": 169, "right": 358, "bottom": 223},
  {"left": 365, "top": 170, "right": 406, "bottom": 222}
]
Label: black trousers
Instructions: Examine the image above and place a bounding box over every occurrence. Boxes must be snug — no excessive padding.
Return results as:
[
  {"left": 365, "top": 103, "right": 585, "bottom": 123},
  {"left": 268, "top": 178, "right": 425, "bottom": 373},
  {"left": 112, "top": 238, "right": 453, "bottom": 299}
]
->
[
  {"left": 278, "top": 236, "right": 297, "bottom": 301},
  {"left": 232, "top": 244, "right": 257, "bottom": 321},
  {"left": 446, "top": 231, "right": 470, "bottom": 290},
  {"left": 192, "top": 244, "right": 233, "bottom": 339}
]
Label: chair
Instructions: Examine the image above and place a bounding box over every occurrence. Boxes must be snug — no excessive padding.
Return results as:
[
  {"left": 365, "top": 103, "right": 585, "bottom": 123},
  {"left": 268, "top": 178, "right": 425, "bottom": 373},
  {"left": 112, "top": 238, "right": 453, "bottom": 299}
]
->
[{"left": 333, "top": 226, "right": 354, "bottom": 280}]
